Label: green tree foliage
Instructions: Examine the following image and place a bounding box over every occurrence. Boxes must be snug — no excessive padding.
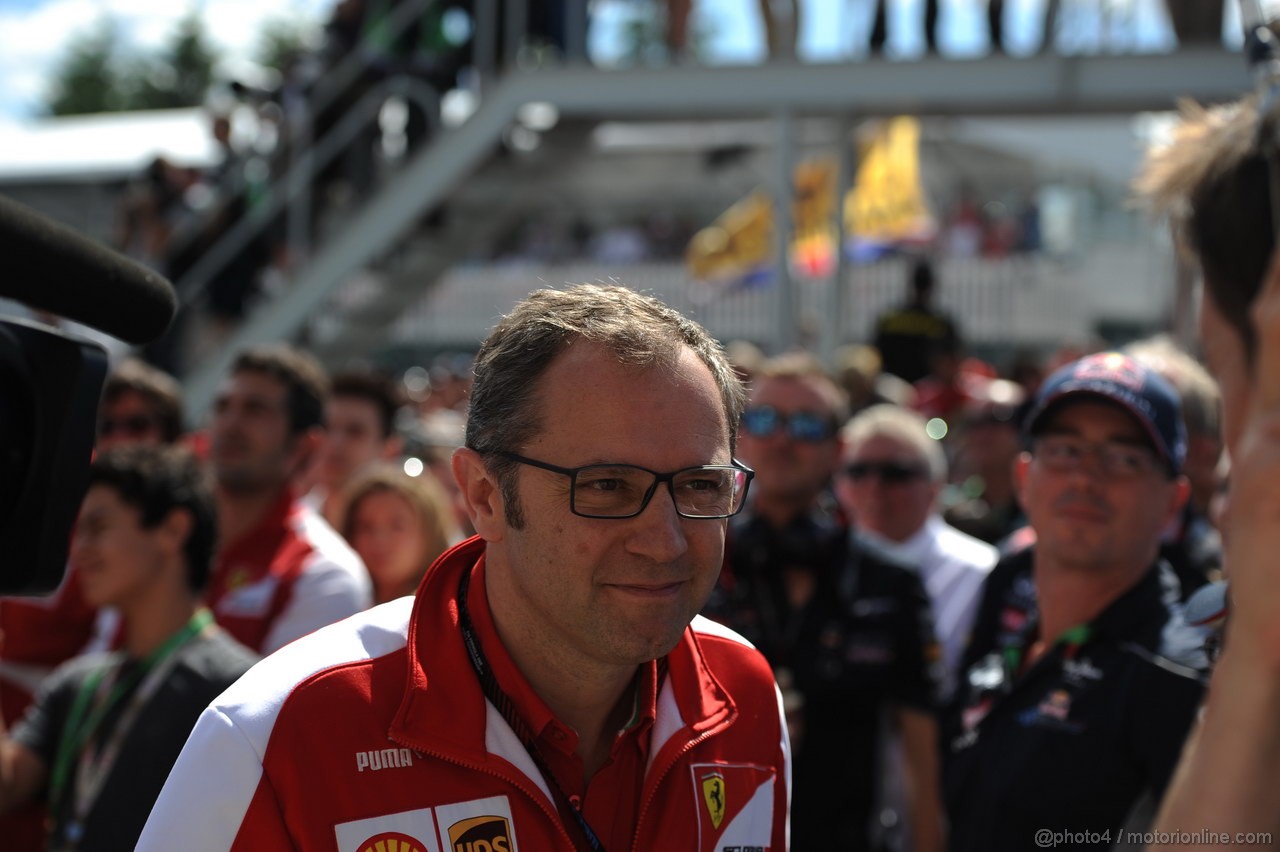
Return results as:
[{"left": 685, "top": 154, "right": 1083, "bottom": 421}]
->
[
  {"left": 45, "top": 13, "right": 220, "bottom": 116},
  {"left": 46, "top": 19, "right": 126, "bottom": 115},
  {"left": 255, "top": 18, "right": 312, "bottom": 71}
]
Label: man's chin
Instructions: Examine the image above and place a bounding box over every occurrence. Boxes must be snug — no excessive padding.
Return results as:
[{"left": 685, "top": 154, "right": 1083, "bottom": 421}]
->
[{"left": 216, "top": 472, "right": 276, "bottom": 496}]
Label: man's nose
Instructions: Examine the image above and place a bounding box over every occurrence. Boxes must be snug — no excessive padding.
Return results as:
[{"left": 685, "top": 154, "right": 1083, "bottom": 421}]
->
[{"left": 626, "top": 483, "right": 690, "bottom": 562}]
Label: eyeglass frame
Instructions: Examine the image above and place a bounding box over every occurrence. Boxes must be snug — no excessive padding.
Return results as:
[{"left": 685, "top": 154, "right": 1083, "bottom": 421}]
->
[
  {"left": 491, "top": 450, "right": 755, "bottom": 519},
  {"left": 1030, "top": 433, "right": 1169, "bottom": 480}
]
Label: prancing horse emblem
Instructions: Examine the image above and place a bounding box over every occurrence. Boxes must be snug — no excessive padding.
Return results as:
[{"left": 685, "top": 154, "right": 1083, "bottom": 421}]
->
[{"left": 701, "top": 772, "right": 726, "bottom": 830}]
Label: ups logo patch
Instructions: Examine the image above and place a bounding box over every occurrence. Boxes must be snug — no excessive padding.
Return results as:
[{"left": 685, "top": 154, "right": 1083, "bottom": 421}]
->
[{"left": 448, "top": 815, "right": 512, "bottom": 852}]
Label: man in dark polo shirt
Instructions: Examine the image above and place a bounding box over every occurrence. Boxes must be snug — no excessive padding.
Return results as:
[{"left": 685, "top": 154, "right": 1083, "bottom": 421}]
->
[
  {"left": 943, "top": 352, "right": 1208, "bottom": 852},
  {"left": 0, "top": 446, "right": 257, "bottom": 851},
  {"left": 704, "top": 353, "right": 944, "bottom": 851}
]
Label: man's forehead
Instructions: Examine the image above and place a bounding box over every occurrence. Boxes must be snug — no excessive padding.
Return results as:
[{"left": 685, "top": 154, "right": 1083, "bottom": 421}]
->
[
  {"left": 846, "top": 432, "right": 921, "bottom": 462},
  {"left": 220, "top": 370, "right": 287, "bottom": 401},
  {"left": 749, "top": 374, "right": 838, "bottom": 414},
  {"left": 1038, "top": 396, "right": 1151, "bottom": 441},
  {"left": 327, "top": 394, "right": 379, "bottom": 421},
  {"left": 533, "top": 342, "right": 730, "bottom": 454},
  {"left": 81, "top": 484, "right": 131, "bottom": 515},
  {"left": 105, "top": 388, "right": 156, "bottom": 411}
]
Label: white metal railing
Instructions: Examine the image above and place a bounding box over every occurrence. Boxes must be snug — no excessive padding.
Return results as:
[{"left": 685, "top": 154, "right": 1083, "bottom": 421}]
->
[{"left": 385, "top": 255, "right": 1042, "bottom": 353}]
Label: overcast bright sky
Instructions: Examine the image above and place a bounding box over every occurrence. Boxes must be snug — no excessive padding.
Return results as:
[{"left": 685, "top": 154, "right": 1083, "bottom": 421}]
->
[{"left": 0, "top": 0, "right": 1253, "bottom": 124}]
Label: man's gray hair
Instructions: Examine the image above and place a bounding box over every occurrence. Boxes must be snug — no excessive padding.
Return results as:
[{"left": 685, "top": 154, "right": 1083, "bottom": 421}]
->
[{"left": 841, "top": 404, "right": 948, "bottom": 483}]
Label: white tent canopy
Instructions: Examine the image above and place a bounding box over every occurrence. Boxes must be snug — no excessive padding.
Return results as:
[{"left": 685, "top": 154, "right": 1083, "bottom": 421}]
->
[{"left": 0, "top": 108, "right": 218, "bottom": 182}]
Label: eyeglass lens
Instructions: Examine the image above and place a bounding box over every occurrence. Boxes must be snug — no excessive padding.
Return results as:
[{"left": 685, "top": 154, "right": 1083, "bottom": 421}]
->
[
  {"left": 1034, "top": 435, "right": 1157, "bottom": 478},
  {"left": 572, "top": 464, "right": 748, "bottom": 518}
]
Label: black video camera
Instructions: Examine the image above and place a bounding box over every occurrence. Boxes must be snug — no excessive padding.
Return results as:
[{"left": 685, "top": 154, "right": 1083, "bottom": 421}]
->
[{"left": 0, "top": 194, "right": 176, "bottom": 594}]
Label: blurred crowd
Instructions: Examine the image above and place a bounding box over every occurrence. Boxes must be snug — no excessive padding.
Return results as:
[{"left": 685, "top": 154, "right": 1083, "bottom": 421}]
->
[
  {"left": 0, "top": 252, "right": 1228, "bottom": 849},
  {"left": 105, "top": 0, "right": 1229, "bottom": 377},
  {"left": 2, "top": 1, "right": 1243, "bottom": 846}
]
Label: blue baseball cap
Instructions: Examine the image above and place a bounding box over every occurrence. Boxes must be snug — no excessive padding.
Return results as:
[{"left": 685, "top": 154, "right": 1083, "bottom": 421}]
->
[{"left": 1023, "top": 352, "right": 1187, "bottom": 476}]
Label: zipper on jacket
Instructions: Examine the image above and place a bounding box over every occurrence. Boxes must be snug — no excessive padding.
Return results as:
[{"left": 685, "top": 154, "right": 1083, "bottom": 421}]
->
[
  {"left": 631, "top": 722, "right": 729, "bottom": 852},
  {"left": 389, "top": 731, "right": 583, "bottom": 851}
]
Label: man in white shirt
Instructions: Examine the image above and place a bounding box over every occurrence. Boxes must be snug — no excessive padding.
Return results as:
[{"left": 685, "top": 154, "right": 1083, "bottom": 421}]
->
[{"left": 836, "top": 404, "right": 998, "bottom": 698}]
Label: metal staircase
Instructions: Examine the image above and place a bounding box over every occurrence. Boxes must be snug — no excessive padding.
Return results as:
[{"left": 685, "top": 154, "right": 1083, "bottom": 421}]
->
[{"left": 181, "top": 44, "right": 1251, "bottom": 419}]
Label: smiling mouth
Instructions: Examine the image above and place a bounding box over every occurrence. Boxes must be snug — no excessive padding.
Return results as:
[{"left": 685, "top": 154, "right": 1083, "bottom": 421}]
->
[
  {"left": 607, "top": 582, "right": 686, "bottom": 598},
  {"left": 1057, "top": 507, "right": 1110, "bottom": 523}
]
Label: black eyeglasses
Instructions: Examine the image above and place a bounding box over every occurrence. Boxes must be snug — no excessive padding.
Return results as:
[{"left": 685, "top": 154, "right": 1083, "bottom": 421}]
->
[
  {"left": 98, "top": 415, "right": 158, "bottom": 438},
  {"left": 495, "top": 451, "right": 754, "bottom": 519},
  {"left": 1033, "top": 435, "right": 1162, "bottom": 480},
  {"left": 843, "top": 460, "right": 929, "bottom": 484},
  {"left": 740, "top": 406, "right": 835, "bottom": 443}
]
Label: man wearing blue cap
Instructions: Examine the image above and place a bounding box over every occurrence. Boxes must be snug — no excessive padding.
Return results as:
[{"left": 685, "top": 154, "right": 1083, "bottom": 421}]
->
[{"left": 941, "top": 352, "right": 1209, "bottom": 852}]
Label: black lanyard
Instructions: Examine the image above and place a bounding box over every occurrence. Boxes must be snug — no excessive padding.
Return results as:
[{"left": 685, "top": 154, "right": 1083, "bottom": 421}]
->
[{"left": 457, "top": 569, "right": 608, "bottom": 852}]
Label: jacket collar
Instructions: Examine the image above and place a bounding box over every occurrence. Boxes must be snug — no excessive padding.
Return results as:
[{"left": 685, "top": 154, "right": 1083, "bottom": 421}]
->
[{"left": 391, "top": 536, "right": 735, "bottom": 769}]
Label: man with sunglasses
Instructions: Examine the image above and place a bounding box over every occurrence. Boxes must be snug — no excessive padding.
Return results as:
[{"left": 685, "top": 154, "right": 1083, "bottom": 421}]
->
[
  {"left": 942, "top": 352, "right": 1208, "bottom": 851},
  {"left": 94, "top": 358, "right": 185, "bottom": 452},
  {"left": 140, "top": 285, "right": 790, "bottom": 851},
  {"left": 836, "top": 404, "right": 997, "bottom": 701},
  {"left": 705, "top": 354, "right": 943, "bottom": 852}
]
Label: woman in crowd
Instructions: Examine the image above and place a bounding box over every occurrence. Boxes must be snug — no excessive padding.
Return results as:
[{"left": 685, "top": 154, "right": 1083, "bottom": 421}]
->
[{"left": 341, "top": 465, "right": 460, "bottom": 605}]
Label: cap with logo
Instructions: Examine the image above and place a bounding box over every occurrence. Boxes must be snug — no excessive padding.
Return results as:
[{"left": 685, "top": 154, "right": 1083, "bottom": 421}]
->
[{"left": 1022, "top": 352, "right": 1186, "bottom": 476}]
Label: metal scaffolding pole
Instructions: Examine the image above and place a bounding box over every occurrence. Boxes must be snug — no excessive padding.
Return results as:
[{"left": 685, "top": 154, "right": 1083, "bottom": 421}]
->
[
  {"left": 774, "top": 110, "right": 796, "bottom": 352},
  {"left": 822, "top": 115, "right": 855, "bottom": 367}
]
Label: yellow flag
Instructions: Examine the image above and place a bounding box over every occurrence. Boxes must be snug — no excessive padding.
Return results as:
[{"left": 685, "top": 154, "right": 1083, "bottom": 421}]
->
[
  {"left": 686, "top": 116, "right": 933, "bottom": 285},
  {"left": 845, "top": 116, "right": 935, "bottom": 244}
]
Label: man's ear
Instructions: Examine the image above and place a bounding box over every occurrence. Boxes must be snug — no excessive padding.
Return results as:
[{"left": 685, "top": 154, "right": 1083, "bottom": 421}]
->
[
  {"left": 380, "top": 433, "right": 404, "bottom": 460},
  {"left": 287, "top": 426, "right": 325, "bottom": 477},
  {"left": 452, "top": 448, "right": 507, "bottom": 542},
  {"left": 1013, "top": 451, "right": 1033, "bottom": 506},
  {"left": 1166, "top": 475, "right": 1193, "bottom": 527},
  {"left": 159, "top": 507, "right": 194, "bottom": 557}
]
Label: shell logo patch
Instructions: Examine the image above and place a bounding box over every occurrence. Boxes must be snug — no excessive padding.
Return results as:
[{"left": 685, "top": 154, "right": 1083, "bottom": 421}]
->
[
  {"left": 334, "top": 809, "right": 441, "bottom": 852},
  {"left": 359, "top": 832, "right": 428, "bottom": 852},
  {"left": 702, "top": 772, "right": 727, "bottom": 830},
  {"left": 447, "top": 815, "right": 512, "bottom": 852}
]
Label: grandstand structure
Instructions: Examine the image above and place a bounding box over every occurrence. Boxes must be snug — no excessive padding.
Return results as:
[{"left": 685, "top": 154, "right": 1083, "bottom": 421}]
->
[{"left": 28, "top": 0, "right": 1249, "bottom": 418}]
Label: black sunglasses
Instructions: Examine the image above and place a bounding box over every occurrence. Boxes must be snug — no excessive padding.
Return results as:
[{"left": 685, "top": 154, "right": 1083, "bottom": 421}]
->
[
  {"left": 741, "top": 406, "right": 835, "bottom": 443},
  {"left": 843, "top": 461, "right": 928, "bottom": 484},
  {"left": 98, "top": 415, "right": 158, "bottom": 437}
]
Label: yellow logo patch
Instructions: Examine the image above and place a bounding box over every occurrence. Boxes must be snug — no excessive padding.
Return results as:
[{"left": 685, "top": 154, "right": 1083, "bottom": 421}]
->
[
  {"left": 702, "top": 772, "right": 727, "bottom": 830},
  {"left": 359, "top": 832, "right": 427, "bottom": 852},
  {"left": 447, "top": 815, "right": 512, "bottom": 852}
]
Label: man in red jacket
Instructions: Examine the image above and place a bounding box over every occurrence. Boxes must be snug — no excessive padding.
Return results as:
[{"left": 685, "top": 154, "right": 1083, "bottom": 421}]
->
[{"left": 139, "top": 284, "right": 792, "bottom": 851}]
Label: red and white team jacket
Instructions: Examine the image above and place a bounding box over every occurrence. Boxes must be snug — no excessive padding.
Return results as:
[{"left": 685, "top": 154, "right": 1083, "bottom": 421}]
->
[
  {"left": 139, "top": 536, "right": 791, "bottom": 851},
  {"left": 205, "top": 488, "right": 371, "bottom": 654}
]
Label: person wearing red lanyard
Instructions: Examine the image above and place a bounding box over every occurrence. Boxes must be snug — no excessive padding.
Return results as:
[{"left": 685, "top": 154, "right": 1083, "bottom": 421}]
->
[
  {"left": 941, "top": 353, "right": 1209, "bottom": 851},
  {"left": 0, "top": 445, "right": 257, "bottom": 851},
  {"left": 138, "top": 284, "right": 791, "bottom": 851}
]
